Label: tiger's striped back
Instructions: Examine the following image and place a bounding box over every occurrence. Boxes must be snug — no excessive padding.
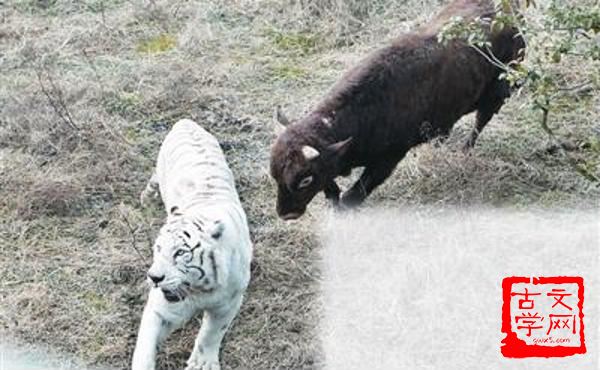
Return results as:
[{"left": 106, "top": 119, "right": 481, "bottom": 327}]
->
[{"left": 156, "top": 119, "right": 241, "bottom": 213}]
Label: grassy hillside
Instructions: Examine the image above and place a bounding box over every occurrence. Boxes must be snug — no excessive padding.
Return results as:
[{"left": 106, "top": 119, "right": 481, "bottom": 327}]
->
[{"left": 0, "top": 0, "right": 598, "bottom": 369}]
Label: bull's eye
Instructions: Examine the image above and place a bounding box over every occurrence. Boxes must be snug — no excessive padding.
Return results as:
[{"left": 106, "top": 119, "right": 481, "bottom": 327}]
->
[
  {"left": 298, "top": 175, "right": 313, "bottom": 189},
  {"left": 174, "top": 249, "right": 186, "bottom": 258}
]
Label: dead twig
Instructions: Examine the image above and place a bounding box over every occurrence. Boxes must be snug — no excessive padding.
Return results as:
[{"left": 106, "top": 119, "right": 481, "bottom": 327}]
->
[
  {"left": 118, "top": 206, "right": 151, "bottom": 269},
  {"left": 35, "top": 66, "right": 80, "bottom": 131}
]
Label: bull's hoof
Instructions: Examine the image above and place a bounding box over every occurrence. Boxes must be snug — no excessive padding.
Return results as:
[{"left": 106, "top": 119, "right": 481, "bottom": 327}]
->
[
  {"left": 326, "top": 195, "right": 340, "bottom": 208},
  {"left": 462, "top": 138, "right": 476, "bottom": 153},
  {"left": 460, "top": 143, "right": 473, "bottom": 155},
  {"left": 339, "top": 191, "right": 364, "bottom": 209},
  {"left": 332, "top": 201, "right": 349, "bottom": 212}
]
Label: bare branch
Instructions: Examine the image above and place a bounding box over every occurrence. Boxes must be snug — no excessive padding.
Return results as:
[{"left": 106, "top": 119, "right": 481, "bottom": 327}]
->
[
  {"left": 35, "top": 67, "right": 80, "bottom": 131},
  {"left": 118, "top": 206, "right": 151, "bottom": 269},
  {"left": 469, "top": 44, "right": 510, "bottom": 71}
]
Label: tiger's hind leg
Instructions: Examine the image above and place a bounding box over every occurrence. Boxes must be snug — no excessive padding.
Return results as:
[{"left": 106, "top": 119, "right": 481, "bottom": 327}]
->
[
  {"left": 186, "top": 293, "right": 243, "bottom": 370},
  {"left": 140, "top": 172, "right": 159, "bottom": 207}
]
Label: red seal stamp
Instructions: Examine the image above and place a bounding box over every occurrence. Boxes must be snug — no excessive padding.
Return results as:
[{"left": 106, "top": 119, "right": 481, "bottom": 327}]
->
[{"left": 501, "top": 276, "right": 585, "bottom": 358}]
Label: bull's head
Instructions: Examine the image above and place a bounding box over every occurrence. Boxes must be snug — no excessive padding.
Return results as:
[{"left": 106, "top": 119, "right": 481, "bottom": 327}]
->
[{"left": 270, "top": 107, "right": 352, "bottom": 220}]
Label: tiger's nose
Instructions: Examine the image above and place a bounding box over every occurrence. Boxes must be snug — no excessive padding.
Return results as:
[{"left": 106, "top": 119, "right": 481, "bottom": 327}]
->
[{"left": 148, "top": 273, "right": 165, "bottom": 285}]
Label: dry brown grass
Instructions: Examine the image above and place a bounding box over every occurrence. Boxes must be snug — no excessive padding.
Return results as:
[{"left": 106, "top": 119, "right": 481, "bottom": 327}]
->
[{"left": 0, "top": 0, "right": 598, "bottom": 369}]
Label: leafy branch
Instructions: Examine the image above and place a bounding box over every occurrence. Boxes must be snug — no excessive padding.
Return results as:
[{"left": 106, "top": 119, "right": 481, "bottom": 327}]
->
[{"left": 438, "top": 0, "right": 600, "bottom": 182}]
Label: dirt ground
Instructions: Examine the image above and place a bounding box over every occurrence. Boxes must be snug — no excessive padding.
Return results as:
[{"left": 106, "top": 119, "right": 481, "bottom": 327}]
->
[{"left": 0, "top": 0, "right": 598, "bottom": 369}]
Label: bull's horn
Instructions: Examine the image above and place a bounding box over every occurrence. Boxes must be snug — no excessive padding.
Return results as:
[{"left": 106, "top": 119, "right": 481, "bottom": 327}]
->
[{"left": 302, "top": 145, "right": 320, "bottom": 160}]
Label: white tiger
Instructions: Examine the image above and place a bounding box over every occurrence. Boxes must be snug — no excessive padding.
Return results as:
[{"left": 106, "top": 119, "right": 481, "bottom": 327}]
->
[{"left": 132, "top": 119, "right": 252, "bottom": 370}]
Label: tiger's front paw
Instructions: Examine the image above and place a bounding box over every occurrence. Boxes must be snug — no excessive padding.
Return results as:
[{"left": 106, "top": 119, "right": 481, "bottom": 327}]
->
[
  {"left": 185, "top": 355, "right": 220, "bottom": 370},
  {"left": 184, "top": 361, "right": 220, "bottom": 370}
]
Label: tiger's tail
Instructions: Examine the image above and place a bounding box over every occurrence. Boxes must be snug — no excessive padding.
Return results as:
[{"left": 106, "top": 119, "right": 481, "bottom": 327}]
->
[{"left": 140, "top": 172, "right": 159, "bottom": 207}]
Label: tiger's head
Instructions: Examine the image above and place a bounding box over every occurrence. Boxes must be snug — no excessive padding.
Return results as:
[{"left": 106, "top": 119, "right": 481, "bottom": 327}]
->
[{"left": 146, "top": 207, "right": 225, "bottom": 303}]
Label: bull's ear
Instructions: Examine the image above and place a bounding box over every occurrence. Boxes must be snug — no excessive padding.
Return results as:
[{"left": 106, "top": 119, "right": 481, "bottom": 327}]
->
[
  {"left": 209, "top": 220, "right": 224, "bottom": 239},
  {"left": 328, "top": 137, "right": 353, "bottom": 156}
]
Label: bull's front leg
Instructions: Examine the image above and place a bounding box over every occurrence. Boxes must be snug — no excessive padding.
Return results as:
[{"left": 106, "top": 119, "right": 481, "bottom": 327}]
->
[
  {"left": 132, "top": 290, "right": 185, "bottom": 370},
  {"left": 341, "top": 156, "right": 404, "bottom": 208},
  {"left": 323, "top": 180, "right": 341, "bottom": 208}
]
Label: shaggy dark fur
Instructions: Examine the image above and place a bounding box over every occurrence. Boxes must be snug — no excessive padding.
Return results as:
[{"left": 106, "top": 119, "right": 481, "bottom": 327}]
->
[{"left": 270, "top": 0, "right": 525, "bottom": 220}]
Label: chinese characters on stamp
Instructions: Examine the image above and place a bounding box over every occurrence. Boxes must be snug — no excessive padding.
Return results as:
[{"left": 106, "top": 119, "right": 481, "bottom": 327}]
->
[{"left": 501, "top": 276, "right": 585, "bottom": 358}]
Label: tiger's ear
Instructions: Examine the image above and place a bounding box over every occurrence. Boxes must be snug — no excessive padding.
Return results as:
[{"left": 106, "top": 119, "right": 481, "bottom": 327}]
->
[
  {"left": 167, "top": 206, "right": 183, "bottom": 222},
  {"left": 209, "top": 220, "right": 224, "bottom": 239}
]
